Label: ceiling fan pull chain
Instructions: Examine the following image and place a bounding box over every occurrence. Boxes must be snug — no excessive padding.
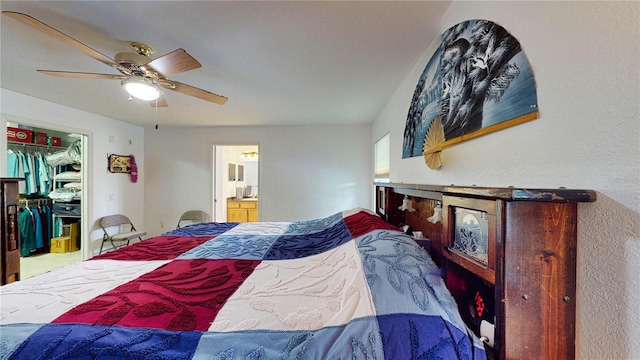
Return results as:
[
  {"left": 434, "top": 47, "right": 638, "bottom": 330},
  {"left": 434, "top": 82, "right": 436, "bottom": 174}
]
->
[{"left": 155, "top": 96, "right": 159, "bottom": 130}]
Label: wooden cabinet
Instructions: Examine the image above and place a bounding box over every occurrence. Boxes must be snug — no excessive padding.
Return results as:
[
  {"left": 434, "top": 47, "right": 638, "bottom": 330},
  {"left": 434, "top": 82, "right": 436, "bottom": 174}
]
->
[
  {"left": 227, "top": 199, "right": 258, "bottom": 222},
  {"left": 1, "top": 178, "right": 21, "bottom": 285},
  {"left": 442, "top": 195, "right": 582, "bottom": 359},
  {"left": 375, "top": 183, "right": 595, "bottom": 360},
  {"left": 247, "top": 206, "right": 258, "bottom": 222}
]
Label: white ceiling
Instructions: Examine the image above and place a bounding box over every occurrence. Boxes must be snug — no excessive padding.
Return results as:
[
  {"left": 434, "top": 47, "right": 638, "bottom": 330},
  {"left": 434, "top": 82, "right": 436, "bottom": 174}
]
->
[{"left": 1, "top": 1, "right": 450, "bottom": 128}]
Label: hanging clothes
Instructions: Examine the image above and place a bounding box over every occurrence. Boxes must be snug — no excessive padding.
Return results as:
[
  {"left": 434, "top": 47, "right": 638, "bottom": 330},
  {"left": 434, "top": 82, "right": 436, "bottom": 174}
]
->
[
  {"left": 17, "top": 199, "right": 53, "bottom": 255},
  {"left": 19, "top": 207, "right": 36, "bottom": 257},
  {"left": 19, "top": 152, "right": 34, "bottom": 195},
  {"left": 37, "top": 153, "right": 51, "bottom": 195},
  {"left": 16, "top": 151, "right": 27, "bottom": 194},
  {"left": 33, "top": 154, "right": 40, "bottom": 193},
  {"left": 7, "top": 148, "right": 21, "bottom": 190},
  {"left": 8, "top": 146, "right": 55, "bottom": 197},
  {"left": 7, "top": 149, "right": 19, "bottom": 178},
  {"left": 40, "top": 204, "right": 52, "bottom": 246},
  {"left": 30, "top": 207, "right": 44, "bottom": 249},
  {"left": 27, "top": 153, "right": 38, "bottom": 194}
]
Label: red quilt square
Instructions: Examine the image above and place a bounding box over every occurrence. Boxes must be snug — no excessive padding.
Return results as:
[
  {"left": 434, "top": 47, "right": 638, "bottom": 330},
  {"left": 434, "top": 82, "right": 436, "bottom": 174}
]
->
[
  {"left": 343, "top": 211, "right": 398, "bottom": 238},
  {"left": 91, "top": 236, "right": 213, "bottom": 260},
  {"left": 53, "top": 258, "right": 260, "bottom": 331}
]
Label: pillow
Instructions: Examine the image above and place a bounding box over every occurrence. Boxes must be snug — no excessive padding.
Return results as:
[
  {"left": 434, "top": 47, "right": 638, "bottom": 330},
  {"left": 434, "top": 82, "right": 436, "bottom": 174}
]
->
[
  {"left": 54, "top": 171, "right": 81, "bottom": 181},
  {"left": 47, "top": 188, "right": 77, "bottom": 202},
  {"left": 63, "top": 182, "right": 82, "bottom": 190}
]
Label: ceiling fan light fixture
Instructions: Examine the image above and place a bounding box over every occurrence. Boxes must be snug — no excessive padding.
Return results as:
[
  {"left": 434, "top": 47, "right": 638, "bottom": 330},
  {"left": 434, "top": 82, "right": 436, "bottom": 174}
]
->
[{"left": 122, "top": 80, "right": 160, "bottom": 101}]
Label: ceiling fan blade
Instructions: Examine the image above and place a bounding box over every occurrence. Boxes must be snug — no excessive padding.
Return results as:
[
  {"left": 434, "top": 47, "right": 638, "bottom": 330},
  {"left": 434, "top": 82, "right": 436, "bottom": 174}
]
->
[
  {"left": 2, "top": 11, "right": 119, "bottom": 69},
  {"left": 149, "top": 94, "right": 168, "bottom": 108},
  {"left": 38, "top": 70, "right": 127, "bottom": 80},
  {"left": 144, "top": 49, "right": 202, "bottom": 77},
  {"left": 161, "top": 80, "right": 228, "bottom": 105}
]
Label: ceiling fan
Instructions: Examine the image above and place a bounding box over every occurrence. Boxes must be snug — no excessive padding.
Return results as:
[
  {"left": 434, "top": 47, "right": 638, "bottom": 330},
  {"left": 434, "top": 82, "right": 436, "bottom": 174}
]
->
[{"left": 2, "top": 11, "right": 228, "bottom": 107}]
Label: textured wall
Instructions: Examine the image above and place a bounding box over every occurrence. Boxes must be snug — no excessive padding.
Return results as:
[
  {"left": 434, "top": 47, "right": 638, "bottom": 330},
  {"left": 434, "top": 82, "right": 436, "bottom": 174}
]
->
[
  {"left": 373, "top": 2, "right": 640, "bottom": 359},
  {"left": 143, "top": 124, "right": 373, "bottom": 237}
]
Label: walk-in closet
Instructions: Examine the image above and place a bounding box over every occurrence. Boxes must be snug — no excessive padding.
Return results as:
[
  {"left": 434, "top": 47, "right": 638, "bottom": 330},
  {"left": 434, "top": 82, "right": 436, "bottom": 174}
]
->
[{"left": 5, "top": 122, "right": 84, "bottom": 279}]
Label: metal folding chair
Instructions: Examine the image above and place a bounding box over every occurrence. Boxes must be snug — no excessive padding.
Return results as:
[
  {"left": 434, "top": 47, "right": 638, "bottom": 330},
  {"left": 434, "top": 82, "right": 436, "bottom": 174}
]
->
[
  {"left": 99, "top": 214, "right": 146, "bottom": 254},
  {"left": 176, "top": 210, "right": 207, "bottom": 228}
]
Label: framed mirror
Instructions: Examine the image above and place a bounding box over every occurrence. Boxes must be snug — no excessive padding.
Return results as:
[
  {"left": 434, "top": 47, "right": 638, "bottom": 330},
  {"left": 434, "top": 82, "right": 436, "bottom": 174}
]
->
[
  {"left": 237, "top": 164, "right": 244, "bottom": 181},
  {"left": 228, "top": 163, "right": 236, "bottom": 181}
]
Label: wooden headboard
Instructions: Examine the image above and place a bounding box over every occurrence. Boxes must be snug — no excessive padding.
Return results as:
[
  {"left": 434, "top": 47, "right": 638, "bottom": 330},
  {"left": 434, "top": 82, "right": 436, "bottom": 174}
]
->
[{"left": 375, "top": 182, "right": 596, "bottom": 360}]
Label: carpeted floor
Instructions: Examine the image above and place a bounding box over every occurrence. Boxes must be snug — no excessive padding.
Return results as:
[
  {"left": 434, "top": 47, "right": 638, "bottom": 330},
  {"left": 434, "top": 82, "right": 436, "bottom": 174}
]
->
[{"left": 20, "top": 251, "right": 83, "bottom": 279}]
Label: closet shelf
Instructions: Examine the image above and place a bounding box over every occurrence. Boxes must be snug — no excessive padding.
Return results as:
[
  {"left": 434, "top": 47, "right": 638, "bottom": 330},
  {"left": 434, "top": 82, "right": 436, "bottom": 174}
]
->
[{"left": 7, "top": 141, "right": 65, "bottom": 151}]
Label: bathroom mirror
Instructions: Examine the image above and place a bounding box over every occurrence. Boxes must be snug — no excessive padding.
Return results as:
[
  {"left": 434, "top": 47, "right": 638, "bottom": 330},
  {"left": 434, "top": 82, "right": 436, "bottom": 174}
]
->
[{"left": 228, "top": 163, "right": 236, "bottom": 181}]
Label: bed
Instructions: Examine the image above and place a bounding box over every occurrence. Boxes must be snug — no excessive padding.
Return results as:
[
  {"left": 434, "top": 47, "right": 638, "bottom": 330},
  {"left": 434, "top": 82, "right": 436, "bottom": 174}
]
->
[{"left": 0, "top": 208, "right": 486, "bottom": 359}]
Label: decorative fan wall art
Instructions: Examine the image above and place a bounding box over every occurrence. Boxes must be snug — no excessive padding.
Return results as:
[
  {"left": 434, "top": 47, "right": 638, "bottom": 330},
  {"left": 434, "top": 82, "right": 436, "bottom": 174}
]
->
[
  {"left": 422, "top": 116, "right": 445, "bottom": 169},
  {"left": 403, "top": 19, "right": 539, "bottom": 169}
]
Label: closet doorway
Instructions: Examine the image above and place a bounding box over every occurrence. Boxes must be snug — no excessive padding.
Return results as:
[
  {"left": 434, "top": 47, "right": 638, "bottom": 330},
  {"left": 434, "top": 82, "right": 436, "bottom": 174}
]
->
[
  {"left": 212, "top": 145, "right": 260, "bottom": 222},
  {"left": 5, "top": 122, "right": 88, "bottom": 279}
]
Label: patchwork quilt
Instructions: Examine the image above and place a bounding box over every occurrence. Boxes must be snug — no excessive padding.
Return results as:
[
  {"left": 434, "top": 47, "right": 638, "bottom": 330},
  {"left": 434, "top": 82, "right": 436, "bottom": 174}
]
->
[{"left": 0, "top": 208, "right": 486, "bottom": 359}]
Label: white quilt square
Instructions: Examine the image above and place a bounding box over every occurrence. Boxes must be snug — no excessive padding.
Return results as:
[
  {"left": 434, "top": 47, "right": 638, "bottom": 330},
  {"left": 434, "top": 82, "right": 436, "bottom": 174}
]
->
[
  {"left": 209, "top": 241, "right": 375, "bottom": 332},
  {"left": 0, "top": 260, "right": 169, "bottom": 324},
  {"left": 221, "top": 222, "right": 291, "bottom": 236}
]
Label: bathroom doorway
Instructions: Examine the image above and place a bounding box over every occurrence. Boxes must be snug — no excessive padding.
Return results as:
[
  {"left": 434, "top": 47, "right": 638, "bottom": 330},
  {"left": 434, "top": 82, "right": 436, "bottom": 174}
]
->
[{"left": 212, "top": 145, "right": 259, "bottom": 222}]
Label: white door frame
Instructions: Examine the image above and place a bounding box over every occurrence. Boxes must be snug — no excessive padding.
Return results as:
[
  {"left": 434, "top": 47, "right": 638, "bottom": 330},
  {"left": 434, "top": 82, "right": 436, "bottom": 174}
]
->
[
  {"left": 1, "top": 117, "right": 91, "bottom": 261},
  {"left": 211, "top": 144, "right": 259, "bottom": 222}
]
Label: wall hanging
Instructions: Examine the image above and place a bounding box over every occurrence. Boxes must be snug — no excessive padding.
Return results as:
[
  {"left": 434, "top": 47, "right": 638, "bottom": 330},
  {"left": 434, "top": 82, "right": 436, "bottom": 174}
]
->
[
  {"left": 107, "top": 154, "right": 131, "bottom": 173},
  {"left": 129, "top": 154, "right": 138, "bottom": 183},
  {"left": 108, "top": 154, "right": 138, "bottom": 182},
  {"left": 403, "top": 19, "right": 539, "bottom": 169}
]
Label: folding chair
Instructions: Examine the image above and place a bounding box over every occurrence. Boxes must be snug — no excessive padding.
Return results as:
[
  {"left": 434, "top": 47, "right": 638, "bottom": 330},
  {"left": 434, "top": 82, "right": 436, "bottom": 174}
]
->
[
  {"left": 99, "top": 214, "right": 146, "bottom": 254},
  {"left": 176, "top": 210, "right": 207, "bottom": 228}
]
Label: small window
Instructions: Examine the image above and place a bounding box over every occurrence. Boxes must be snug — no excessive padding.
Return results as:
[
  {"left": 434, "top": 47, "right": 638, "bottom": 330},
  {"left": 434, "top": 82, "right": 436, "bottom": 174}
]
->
[{"left": 374, "top": 133, "right": 390, "bottom": 182}]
